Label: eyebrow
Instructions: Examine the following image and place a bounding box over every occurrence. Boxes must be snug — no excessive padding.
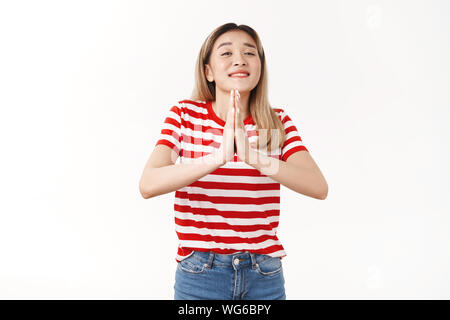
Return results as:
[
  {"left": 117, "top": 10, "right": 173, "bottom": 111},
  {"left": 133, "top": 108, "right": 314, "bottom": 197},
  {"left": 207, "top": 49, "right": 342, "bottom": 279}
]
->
[{"left": 216, "top": 42, "right": 257, "bottom": 50}]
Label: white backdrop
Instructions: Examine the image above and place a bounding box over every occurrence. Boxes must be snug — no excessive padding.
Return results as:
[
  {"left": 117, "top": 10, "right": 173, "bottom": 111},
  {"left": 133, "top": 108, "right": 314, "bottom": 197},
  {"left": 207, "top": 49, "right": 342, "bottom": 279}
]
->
[{"left": 0, "top": 0, "right": 449, "bottom": 299}]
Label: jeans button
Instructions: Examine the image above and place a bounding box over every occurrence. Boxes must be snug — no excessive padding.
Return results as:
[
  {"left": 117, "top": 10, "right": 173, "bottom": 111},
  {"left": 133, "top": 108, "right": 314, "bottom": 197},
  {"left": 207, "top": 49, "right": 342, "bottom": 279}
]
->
[{"left": 233, "top": 258, "right": 239, "bottom": 265}]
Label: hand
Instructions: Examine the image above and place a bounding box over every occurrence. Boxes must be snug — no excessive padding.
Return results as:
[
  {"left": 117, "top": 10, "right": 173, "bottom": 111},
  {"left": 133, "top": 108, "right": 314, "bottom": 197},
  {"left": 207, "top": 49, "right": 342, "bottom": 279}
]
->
[
  {"left": 216, "top": 89, "right": 236, "bottom": 165},
  {"left": 233, "top": 89, "right": 253, "bottom": 163}
]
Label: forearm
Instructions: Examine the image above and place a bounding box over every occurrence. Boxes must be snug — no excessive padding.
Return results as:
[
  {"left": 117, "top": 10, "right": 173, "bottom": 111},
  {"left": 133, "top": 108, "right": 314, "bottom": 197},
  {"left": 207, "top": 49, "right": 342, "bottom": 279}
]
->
[
  {"left": 247, "top": 150, "right": 328, "bottom": 199},
  {"left": 140, "top": 152, "right": 224, "bottom": 199}
]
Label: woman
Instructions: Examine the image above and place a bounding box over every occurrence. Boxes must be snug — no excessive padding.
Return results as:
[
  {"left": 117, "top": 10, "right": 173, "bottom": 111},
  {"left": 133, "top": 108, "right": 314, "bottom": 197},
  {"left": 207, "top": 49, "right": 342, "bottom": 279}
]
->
[{"left": 139, "top": 23, "right": 328, "bottom": 300}]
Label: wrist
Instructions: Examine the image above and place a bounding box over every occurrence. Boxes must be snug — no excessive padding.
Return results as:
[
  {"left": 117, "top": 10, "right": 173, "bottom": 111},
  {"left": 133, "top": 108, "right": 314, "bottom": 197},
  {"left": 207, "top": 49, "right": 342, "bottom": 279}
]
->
[
  {"left": 215, "top": 147, "right": 227, "bottom": 166},
  {"left": 246, "top": 149, "right": 257, "bottom": 166}
]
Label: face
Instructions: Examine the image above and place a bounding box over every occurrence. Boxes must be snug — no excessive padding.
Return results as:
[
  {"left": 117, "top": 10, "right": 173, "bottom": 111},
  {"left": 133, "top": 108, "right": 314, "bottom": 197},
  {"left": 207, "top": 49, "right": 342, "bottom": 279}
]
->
[{"left": 205, "top": 30, "right": 261, "bottom": 94}]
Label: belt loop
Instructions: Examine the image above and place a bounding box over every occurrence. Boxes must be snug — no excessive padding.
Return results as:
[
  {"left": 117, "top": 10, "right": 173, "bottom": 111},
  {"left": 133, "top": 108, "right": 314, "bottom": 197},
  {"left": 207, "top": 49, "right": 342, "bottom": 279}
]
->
[
  {"left": 207, "top": 251, "right": 215, "bottom": 268},
  {"left": 250, "top": 252, "right": 257, "bottom": 267}
]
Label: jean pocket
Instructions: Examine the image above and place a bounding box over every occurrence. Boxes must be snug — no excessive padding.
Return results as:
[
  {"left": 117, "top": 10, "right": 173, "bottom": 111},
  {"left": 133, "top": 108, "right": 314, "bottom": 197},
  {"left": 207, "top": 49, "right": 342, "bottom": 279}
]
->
[
  {"left": 177, "top": 252, "right": 208, "bottom": 274},
  {"left": 255, "top": 256, "right": 282, "bottom": 276}
]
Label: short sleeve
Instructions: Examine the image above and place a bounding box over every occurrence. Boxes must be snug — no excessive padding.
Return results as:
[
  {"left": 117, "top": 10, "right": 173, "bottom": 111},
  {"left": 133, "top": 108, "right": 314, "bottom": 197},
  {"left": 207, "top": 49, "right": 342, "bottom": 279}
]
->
[
  {"left": 280, "top": 108, "right": 309, "bottom": 161},
  {"left": 155, "top": 103, "right": 182, "bottom": 156}
]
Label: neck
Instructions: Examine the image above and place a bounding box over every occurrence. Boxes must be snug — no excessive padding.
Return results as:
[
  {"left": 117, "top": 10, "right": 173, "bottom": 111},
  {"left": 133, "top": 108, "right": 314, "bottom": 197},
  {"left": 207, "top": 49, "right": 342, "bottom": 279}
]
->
[{"left": 212, "top": 88, "right": 250, "bottom": 122}]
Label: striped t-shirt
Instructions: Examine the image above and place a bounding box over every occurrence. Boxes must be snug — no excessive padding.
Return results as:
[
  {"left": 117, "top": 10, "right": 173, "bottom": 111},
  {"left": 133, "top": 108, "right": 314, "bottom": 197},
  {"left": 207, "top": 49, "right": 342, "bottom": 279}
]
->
[{"left": 155, "top": 99, "right": 309, "bottom": 262}]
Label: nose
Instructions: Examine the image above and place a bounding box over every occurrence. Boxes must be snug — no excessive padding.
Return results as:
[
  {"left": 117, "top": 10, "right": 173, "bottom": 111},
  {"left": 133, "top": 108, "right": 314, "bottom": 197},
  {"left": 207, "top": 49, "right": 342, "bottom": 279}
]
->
[
  {"left": 233, "top": 53, "right": 247, "bottom": 66},
  {"left": 233, "top": 61, "right": 247, "bottom": 67}
]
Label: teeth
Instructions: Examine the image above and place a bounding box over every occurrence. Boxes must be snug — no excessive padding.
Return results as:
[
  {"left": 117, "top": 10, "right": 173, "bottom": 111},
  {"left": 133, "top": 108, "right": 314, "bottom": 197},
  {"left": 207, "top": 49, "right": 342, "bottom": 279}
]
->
[{"left": 231, "top": 73, "right": 248, "bottom": 76}]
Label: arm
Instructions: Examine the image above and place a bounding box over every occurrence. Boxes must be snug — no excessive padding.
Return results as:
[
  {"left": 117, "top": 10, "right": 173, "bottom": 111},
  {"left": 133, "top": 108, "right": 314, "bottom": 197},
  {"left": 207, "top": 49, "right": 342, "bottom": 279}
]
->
[
  {"left": 139, "top": 145, "right": 225, "bottom": 199},
  {"left": 247, "top": 149, "right": 328, "bottom": 200}
]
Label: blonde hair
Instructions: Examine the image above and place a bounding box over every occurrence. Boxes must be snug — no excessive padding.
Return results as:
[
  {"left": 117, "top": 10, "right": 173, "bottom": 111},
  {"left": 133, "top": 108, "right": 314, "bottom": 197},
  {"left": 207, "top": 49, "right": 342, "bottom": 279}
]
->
[{"left": 190, "top": 23, "right": 286, "bottom": 152}]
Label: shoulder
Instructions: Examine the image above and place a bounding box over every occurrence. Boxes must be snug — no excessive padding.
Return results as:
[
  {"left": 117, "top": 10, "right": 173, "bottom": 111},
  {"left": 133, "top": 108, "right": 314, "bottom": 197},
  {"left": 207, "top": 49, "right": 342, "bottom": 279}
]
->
[
  {"left": 177, "top": 99, "right": 208, "bottom": 109},
  {"left": 271, "top": 106, "right": 301, "bottom": 129},
  {"left": 271, "top": 106, "right": 287, "bottom": 121},
  {"left": 173, "top": 99, "right": 209, "bottom": 114}
]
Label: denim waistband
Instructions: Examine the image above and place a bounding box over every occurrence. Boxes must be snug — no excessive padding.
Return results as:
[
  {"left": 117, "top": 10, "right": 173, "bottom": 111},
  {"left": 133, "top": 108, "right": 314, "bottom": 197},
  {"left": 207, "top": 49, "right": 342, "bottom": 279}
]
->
[{"left": 186, "top": 250, "right": 277, "bottom": 270}]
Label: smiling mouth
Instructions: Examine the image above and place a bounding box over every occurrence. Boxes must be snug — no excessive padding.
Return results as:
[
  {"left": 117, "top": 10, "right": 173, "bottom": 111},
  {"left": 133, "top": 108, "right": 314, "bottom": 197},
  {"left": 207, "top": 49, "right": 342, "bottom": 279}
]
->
[{"left": 229, "top": 73, "right": 250, "bottom": 78}]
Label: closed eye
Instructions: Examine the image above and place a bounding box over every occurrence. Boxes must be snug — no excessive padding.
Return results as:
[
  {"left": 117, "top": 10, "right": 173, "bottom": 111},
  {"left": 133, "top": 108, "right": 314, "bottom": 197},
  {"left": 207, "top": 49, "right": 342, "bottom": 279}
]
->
[{"left": 221, "top": 52, "right": 256, "bottom": 56}]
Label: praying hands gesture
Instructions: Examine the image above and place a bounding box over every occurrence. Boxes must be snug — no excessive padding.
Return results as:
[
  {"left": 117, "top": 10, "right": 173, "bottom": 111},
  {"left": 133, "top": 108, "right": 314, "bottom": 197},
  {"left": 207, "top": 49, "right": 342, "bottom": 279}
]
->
[
  {"left": 233, "top": 89, "right": 254, "bottom": 163},
  {"left": 217, "top": 88, "right": 254, "bottom": 165}
]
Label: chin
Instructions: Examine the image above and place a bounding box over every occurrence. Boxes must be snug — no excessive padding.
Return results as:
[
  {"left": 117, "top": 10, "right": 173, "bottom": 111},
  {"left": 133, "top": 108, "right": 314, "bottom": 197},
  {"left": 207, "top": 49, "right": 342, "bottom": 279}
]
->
[{"left": 227, "top": 85, "right": 251, "bottom": 92}]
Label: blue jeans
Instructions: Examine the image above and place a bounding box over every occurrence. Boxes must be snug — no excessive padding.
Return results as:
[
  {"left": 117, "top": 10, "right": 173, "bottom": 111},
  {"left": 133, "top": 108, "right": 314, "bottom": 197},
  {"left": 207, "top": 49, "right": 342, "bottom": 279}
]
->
[{"left": 174, "top": 250, "right": 286, "bottom": 300}]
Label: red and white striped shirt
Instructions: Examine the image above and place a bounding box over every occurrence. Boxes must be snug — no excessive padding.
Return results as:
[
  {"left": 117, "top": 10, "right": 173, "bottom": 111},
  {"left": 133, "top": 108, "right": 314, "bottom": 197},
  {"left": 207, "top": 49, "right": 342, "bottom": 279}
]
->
[{"left": 155, "top": 99, "right": 309, "bottom": 262}]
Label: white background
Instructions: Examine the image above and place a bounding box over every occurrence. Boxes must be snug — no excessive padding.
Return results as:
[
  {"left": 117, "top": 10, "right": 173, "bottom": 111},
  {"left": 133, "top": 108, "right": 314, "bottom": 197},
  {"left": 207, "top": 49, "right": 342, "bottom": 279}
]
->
[{"left": 0, "top": 0, "right": 449, "bottom": 299}]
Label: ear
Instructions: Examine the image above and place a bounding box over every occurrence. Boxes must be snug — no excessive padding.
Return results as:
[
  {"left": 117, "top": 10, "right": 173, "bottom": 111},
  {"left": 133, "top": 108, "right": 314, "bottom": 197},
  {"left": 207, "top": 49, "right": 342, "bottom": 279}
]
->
[{"left": 204, "top": 64, "right": 214, "bottom": 82}]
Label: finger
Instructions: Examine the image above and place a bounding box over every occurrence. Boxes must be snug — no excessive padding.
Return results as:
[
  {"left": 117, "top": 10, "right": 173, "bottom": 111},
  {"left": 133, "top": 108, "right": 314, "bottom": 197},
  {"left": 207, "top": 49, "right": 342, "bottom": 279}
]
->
[
  {"left": 235, "top": 110, "right": 243, "bottom": 137},
  {"left": 235, "top": 95, "right": 244, "bottom": 129},
  {"left": 226, "top": 106, "right": 235, "bottom": 129},
  {"left": 235, "top": 89, "right": 239, "bottom": 110},
  {"left": 234, "top": 103, "right": 239, "bottom": 131},
  {"left": 230, "top": 89, "right": 233, "bottom": 109},
  {"left": 232, "top": 89, "right": 237, "bottom": 128},
  {"left": 225, "top": 90, "right": 235, "bottom": 128},
  {"left": 231, "top": 89, "right": 235, "bottom": 109}
]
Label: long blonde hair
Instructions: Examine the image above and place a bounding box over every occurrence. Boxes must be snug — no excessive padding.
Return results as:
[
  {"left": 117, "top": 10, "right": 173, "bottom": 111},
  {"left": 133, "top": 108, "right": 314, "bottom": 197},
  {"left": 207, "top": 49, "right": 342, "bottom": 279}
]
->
[{"left": 190, "top": 23, "right": 286, "bottom": 152}]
